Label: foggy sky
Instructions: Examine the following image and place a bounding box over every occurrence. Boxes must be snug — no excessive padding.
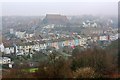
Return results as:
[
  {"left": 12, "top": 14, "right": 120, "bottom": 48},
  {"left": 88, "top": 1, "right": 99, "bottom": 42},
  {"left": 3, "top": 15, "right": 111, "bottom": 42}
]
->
[{"left": 1, "top": 2, "right": 118, "bottom": 16}]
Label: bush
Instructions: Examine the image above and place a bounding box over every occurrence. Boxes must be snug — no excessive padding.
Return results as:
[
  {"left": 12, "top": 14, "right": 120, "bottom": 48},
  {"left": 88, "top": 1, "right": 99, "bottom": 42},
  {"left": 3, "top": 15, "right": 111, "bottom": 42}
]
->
[{"left": 73, "top": 67, "right": 98, "bottom": 78}]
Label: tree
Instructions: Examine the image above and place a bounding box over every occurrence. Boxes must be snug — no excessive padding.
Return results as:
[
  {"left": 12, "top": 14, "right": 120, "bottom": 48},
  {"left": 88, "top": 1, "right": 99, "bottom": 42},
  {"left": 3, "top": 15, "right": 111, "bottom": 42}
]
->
[
  {"left": 34, "top": 51, "right": 73, "bottom": 78},
  {"left": 73, "top": 67, "right": 100, "bottom": 78},
  {"left": 72, "top": 46, "right": 84, "bottom": 56},
  {"left": 71, "top": 48, "right": 115, "bottom": 76}
]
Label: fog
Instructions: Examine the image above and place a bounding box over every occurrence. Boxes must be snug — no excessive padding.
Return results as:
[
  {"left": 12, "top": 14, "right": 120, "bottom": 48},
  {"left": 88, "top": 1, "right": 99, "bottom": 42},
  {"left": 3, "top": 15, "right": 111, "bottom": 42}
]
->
[{"left": 2, "top": 2, "right": 118, "bottom": 16}]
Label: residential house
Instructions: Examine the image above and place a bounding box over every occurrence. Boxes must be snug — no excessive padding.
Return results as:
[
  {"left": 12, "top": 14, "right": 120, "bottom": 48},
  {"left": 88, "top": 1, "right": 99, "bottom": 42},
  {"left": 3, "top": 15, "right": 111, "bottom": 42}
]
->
[
  {"left": 69, "top": 39, "right": 75, "bottom": 49},
  {"left": 0, "top": 43, "right": 4, "bottom": 52},
  {"left": 109, "top": 34, "right": 118, "bottom": 41},
  {"left": 79, "top": 38, "right": 87, "bottom": 46},
  {"left": 0, "top": 57, "right": 12, "bottom": 68},
  {"left": 52, "top": 42, "right": 59, "bottom": 49},
  {"left": 74, "top": 39, "right": 79, "bottom": 46},
  {"left": 99, "top": 34, "right": 109, "bottom": 41},
  {"left": 3, "top": 42, "right": 14, "bottom": 54},
  {"left": 0, "top": 57, "right": 11, "bottom": 64},
  {"left": 39, "top": 41, "right": 47, "bottom": 50},
  {"left": 15, "top": 31, "right": 26, "bottom": 39}
]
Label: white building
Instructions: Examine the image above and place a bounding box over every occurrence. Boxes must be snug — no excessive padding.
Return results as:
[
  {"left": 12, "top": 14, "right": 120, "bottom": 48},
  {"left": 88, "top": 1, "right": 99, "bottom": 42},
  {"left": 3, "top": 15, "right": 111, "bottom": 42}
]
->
[
  {"left": 43, "top": 24, "right": 54, "bottom": 29},
  {"left": 32, "top": 44, "right": 40, "bottom": 51},
  {"left": 10, "top": 29, "right": 14, "bottom": 34},
  {"left": 4, "top": 47, "right": 14, "bottom": 54},
  {"left": 15, "top": 31, "right": 26, "bottom": 38},
  {"left": 26, "top": 33, "right": 34, "bottom": 38},
  {"left": 110, "top": 34, "right": 118, "bottom": 41},
  {"left": 91, "top": 23, "right": 97, "bottom": 27},
  {"left": 99, "top": 35, "right": 109, "bottom": 41},
  {"left": 79, "top": 38, "right": 87, "bottom": 46},
  {"left": 0, "top": 43, "right": 4, "bottom": 52},
  {"left": 0, "top": 57, "right": 11, "bottom": 64},
  {"left": 0, "top": 57, "right": 13, "bottom": 68}
]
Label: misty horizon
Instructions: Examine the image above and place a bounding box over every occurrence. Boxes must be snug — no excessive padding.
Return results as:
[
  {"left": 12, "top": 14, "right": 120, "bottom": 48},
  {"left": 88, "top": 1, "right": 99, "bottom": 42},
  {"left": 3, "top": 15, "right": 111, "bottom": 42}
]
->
[{"left": 1, "top": 2, "right": 118, "bottom": 17}]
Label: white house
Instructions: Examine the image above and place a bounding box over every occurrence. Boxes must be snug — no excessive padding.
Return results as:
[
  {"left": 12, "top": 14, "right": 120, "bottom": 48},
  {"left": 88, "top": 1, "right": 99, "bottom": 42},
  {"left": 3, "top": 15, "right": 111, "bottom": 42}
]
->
[
  {"left": 0, "top": 57, "right": 11, "bottom": 64},
  {"left": 0, "top": 57, "right": 13, "bottom": 68},
  {"left": 25, "top": 33, "right": 34, "bottom": 38},
  {"left": 4, "top": 48, "right": 11, "bottom": 54},
  {"left": 79, "top": 38, "right": 87, "bottom": 46},
  {"left": 4, "top": 46, "right": 14, "bottom": 54},
  {"left": 3, "top": 42, "right": 14, "bottom": 54},
  {"left": 15, "top": 31, "right": 26, "bottom": 38},
  {"left": 16, "top": 42, "right": 35, "bottom": 55},
  {"left": 99, "top": 35, "right": 109, "bottom": 41},
  {"left": 110, "top": 34, "right": 118, "bottom": 41},
  {"left": 10, "top": 29, "right": 14, "bottom": 34},
  {"left": 91, "top": 23, "right": 97, "bottom": 27},
  {"left": 0, "top": 43, "right": 4, "bottom": 52},
  {"left": 32, "top": 43, "right": 40, "bottom": 51}
]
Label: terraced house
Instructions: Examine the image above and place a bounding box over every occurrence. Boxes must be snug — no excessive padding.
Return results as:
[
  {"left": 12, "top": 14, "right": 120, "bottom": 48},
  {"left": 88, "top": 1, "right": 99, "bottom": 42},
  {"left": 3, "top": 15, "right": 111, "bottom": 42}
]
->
[{"left": 1, "top": 37, "right": 87, "bottom": 55}]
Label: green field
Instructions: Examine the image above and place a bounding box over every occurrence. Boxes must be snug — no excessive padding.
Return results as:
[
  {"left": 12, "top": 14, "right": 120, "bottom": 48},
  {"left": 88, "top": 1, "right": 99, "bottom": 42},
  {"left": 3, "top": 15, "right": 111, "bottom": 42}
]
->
[{"left": 23, "top": 68, "right": 38, "bottom": 73}]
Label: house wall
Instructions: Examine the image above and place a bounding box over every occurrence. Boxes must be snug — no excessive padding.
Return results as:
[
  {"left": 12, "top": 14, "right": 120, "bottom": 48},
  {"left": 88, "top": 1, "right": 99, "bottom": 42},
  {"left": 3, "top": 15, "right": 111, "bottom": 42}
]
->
[
  {"left": 99, "top": 36, "right": 109, "bottom": 41},
  {"left": 74, "top": 39, "right": 79, "bottom": 46},
  {"left": 9, "top": 47, "right": 14, "bottom": 53},
  {"left": 4, "top": 48, "right": 10, "bottom": 54},
  {"left": 0, "top": 43, "right": 4, "bottom": 52},
  {"left": 3, "top": 38, "right": 89, "bottom": 54}
]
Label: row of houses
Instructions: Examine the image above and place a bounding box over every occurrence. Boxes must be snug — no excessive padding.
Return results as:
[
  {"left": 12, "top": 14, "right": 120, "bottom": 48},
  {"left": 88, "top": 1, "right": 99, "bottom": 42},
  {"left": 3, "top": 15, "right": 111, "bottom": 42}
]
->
[
  {"left": 1, "top": 33, "right": 118, "bottom": 55},
  {"left": 91, "top": 33, "right": 118, "bottom": 42},
  {"left": 10, "top": 29, "right": 34, "bottom": 39},
  {"left": 1, "top": 38, "right": 87, "bottom": 55}
]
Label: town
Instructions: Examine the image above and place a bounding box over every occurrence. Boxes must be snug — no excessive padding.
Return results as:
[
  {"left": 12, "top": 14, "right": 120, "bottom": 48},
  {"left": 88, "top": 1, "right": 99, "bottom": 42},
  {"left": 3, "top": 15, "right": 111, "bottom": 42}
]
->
[{"left": 0, "top": 14, "right": 119, "bottom": 78}]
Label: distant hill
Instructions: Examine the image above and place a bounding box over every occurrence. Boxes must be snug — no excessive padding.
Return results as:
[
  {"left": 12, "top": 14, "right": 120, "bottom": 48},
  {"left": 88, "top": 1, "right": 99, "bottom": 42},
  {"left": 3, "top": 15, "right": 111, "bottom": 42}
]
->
[{"left": 2, "top": 16, "right": 42, "bottom": 34}]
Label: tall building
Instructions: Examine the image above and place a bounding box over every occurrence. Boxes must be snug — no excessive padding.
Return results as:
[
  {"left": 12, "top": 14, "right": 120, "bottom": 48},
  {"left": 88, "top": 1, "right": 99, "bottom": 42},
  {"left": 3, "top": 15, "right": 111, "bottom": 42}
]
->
[{"left": 42, "top": 14, "right": 69, "bottom": 25}]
